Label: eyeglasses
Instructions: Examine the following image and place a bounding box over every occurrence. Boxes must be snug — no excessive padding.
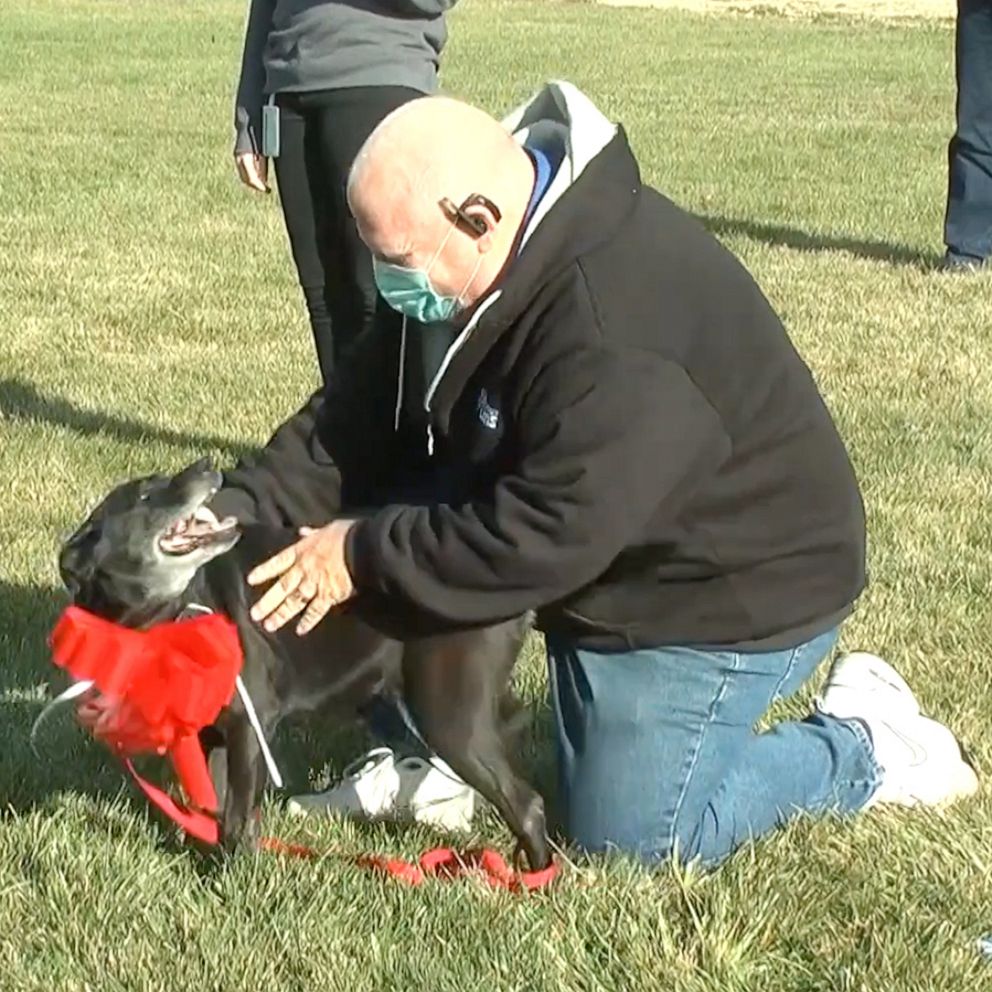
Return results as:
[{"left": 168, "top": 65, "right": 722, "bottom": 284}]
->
[{"left": 438, "top": 193, "right": 502, "bottom": 238}]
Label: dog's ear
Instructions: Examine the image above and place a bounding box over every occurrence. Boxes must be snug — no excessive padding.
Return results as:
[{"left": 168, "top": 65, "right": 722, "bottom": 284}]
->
[
  {"left": 182, "top": 456, "right": 213, "bottom": 476},
  {"left": 58, "top": 524, "right": 101, "bottom": 600}
]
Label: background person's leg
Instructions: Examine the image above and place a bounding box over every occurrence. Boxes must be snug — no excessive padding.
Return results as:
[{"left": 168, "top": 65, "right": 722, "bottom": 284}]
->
[
  {"left": 547, "top": 630, "right": 880, "bottom": 867},
  {"left": 310, "top": 86, "right": 424, "bottom": 371},
  {"left": 360, "top": 694, "right": 429, "bottom": 756},
  {"left": 944, "top": 0, "right": 992, "bottom": 263},
  {"left": 272, "top": 94, "right": 337, "bottom": 381}
]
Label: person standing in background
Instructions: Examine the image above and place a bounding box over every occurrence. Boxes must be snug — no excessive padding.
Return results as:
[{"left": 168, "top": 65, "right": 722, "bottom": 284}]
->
[
  {"left": 943, "top": 0, "right": 991, "bottom": 271},
  {"left": 233, "top": 0, "right": 460, "bottom": 381}
]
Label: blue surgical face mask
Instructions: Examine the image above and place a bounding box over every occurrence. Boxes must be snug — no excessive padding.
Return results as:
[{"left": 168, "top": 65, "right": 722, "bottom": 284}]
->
[
  {"left": 372, "top": 223, "right": 482, "bottom": 324},
  {"left": 372, "top": 258, "right": 461, "bottom": 324}
]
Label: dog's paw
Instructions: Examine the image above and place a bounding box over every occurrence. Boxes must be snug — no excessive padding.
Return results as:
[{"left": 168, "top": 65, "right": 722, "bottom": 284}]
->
[{"left": 219, "top": 809, "right": 261, "bottom": 856}]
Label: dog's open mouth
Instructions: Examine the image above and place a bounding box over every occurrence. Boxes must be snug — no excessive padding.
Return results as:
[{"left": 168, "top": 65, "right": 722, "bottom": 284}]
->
[{"left": 159, "top": 506, "right": 238, "bottom": 556}]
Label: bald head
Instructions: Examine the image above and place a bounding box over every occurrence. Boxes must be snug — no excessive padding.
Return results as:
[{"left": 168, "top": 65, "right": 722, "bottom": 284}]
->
[{"left": 347, "top": 96, "right": 536, "bottom": 317}]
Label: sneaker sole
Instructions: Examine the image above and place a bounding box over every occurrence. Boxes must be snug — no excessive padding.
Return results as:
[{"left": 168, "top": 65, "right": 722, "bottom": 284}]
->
[
  {"left": 286, "top": 798, "right": 330, "bottom": 819},
  {"left": 285, "top": 798, "right": 395, "bottom": 820},
  {"left": 919, "top": 727, "right": 979, "bottom": 806},
  {"left": 898, "top": 763, "right": 979, "bottom": 808},
  {"left": 286, "top": 793, "right": 477, "bottom": 830},
  {"left": 874, "top": 719, "right": 980, "bottom": 808},
  {"left": 411, "top": 791, "right": 477, "bottom": 833}
]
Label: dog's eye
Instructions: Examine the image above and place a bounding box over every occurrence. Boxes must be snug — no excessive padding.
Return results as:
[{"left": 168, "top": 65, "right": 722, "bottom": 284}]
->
[{"left": 139, "top": 493, "right": 150, "bottom": 502}]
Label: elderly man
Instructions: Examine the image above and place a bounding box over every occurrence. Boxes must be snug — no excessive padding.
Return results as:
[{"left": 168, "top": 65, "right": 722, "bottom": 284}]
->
[{"left": 211, "top": 83, "right": 977, "bottom": 866}]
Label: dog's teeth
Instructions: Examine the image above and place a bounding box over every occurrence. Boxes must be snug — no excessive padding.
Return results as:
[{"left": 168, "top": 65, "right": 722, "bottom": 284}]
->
[{"left": 193, "top": 506, "right": 219, "bottom": 527}]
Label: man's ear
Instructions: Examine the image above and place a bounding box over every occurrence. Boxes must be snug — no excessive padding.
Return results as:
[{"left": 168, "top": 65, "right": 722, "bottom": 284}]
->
[{"left": 464, "top": 202, "right": 500, "bottom": 250}]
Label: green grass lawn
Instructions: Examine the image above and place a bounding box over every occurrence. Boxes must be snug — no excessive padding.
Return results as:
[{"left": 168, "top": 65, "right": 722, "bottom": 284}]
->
[{"left": 2, "top": 0, "right": 992, "bottom": 988}]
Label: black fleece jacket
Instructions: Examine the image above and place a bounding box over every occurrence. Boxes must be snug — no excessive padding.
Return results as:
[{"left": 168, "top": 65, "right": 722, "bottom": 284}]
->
[{"left": 213, "top": 128, "right": 866, "bottom": 653}]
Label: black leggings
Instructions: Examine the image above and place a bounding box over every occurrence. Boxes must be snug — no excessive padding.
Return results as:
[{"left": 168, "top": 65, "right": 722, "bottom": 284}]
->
[{"left": 274, "top": 86, "right": 422, "bottom": 383}]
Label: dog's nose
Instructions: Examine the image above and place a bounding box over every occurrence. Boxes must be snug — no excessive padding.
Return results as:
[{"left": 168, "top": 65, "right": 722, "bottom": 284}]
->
[{"left": 186, "top": 456, "right": 213, "bottom": 476}]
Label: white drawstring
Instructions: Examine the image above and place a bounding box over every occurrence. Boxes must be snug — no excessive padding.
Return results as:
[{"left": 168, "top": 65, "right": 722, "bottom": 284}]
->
[
  {"left": 184, "top": 602, "right": 283, "bottom": 789},
  {"left": 394, "top": 315, "right": 407, "bottom": 432},
  {"left": 234, "top": 674, "right": 282, "bottom": 788}
]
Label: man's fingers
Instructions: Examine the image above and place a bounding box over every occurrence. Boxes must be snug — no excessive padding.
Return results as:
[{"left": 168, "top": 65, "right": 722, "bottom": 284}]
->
[
  {"left": 296, "top": 594, "right": 334, "bottom": 635},
  {"left": 261, "top": 593, "right": 308, "bottom": 633},
  {"left": 249, "top": 568, "right": 303, "bottom": 622},
  {"left": 247, "top": 546, "right": 297, "bottom": 586}
]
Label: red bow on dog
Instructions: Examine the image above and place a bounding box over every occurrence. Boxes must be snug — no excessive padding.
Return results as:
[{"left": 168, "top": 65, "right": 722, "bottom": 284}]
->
[{"left": 49, "top": 605, "right": 242, "bottom": 843}]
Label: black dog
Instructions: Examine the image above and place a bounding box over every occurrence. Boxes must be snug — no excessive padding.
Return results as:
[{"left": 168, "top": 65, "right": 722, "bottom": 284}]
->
[{"left": 56, "top": 458, "right": 550, "bottom": 869}]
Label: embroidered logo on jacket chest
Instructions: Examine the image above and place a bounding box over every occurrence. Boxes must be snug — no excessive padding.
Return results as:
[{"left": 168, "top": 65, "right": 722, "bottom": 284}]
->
[{"left": 477, "top": 389, "right": 501, "bottom": 430}]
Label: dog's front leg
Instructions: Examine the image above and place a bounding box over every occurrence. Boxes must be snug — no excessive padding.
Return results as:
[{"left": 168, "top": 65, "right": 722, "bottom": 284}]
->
[
  {"left": 219, "top": 718, "right": 266, "bottom": 854},
  {"left": 199, "top": 726, "right": 228, "bottom": 812}
]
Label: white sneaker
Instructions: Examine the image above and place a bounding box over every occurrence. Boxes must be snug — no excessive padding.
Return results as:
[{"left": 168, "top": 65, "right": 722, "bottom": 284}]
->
[
  {"left": 394, "top": 754, "right": 477, "bottom": 833},
  {"left": 286, "top": 747, "right": 477, "bottom": 833},
  {"left": 287, "top": 747, "right": 400, "bottom": 820},
  {"left": 816, "top": 652, "right": 978, "bottom": 808}
]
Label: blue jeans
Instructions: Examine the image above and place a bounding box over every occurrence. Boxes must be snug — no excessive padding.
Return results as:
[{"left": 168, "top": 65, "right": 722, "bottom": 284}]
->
[
  {"left": 944, "top": 0, "right": 992, "bottom": 261},
  {"left": 547, "top": 629, "right": 881, "bottom": 867}
]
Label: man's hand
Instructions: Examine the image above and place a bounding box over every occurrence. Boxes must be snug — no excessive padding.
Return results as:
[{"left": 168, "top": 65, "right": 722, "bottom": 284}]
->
[{"left": 247, "top": 520, "right": 358, "bottom": 635}]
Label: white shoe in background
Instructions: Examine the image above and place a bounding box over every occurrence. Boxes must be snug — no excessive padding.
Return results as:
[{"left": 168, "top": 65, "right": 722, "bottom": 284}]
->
[
  {"left": 286, "top": 747, "right": 477, "bottom": 832},
  {"left": 287, "top": 747, "right": 400, "bottom": 820}
]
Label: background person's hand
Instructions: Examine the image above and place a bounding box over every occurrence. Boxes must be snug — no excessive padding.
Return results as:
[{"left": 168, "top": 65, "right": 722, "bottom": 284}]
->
[{"left": 235, "top": 152, "right": 269, "bottom": 193}]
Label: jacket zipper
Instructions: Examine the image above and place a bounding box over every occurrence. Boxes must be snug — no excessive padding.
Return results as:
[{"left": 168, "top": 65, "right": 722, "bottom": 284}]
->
[{"left": 417, "top": 292, "right": 504, "bottom": 454}]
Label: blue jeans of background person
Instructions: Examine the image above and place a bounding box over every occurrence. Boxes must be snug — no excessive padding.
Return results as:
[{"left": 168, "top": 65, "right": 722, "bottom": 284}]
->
[
  {"left": 547, "top": 628, "right": 881, "bottom": 867},
  {"left": 944, "top": 0, "right": 992, "bottom": 262}
]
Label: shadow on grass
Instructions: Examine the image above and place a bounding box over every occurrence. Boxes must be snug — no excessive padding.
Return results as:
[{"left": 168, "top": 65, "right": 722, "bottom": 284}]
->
[
  {"left": 0, "top": 377, "right": 252, "bottom": 460},
  {"left": 698, "top": 214, "right": 940, "bottom": 269},
  {"left": 0, "top": 578, "right": 127, "bottom": 812}
]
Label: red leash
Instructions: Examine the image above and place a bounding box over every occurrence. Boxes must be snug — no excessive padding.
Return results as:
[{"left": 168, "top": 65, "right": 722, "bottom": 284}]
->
[
  {"left": 261, "top": 836, "right": 558, "bottom": 890},
  {"left": 125, "top": 757, "right": 558, "bottom": 890},
  {"left": 49, "top": 606, "right": 559, "bottom": 892}
]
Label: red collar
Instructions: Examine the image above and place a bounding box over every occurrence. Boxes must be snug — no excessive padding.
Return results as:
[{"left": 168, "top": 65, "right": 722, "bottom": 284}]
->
[{"left": 49, "top": 605, "right": 243, "bottom": 843}]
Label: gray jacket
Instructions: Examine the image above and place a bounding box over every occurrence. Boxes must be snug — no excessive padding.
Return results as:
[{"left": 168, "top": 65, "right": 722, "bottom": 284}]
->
[{"left": 234, "top": 0, "right": 458, "bottom": 156}]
